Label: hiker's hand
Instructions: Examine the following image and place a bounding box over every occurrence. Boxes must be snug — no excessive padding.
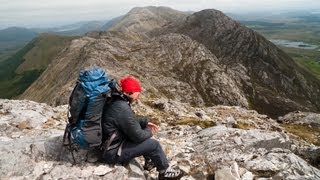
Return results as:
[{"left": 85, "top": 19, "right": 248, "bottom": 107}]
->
[{"left": 147, "top": 122, "right": 159, "bottom": 135}]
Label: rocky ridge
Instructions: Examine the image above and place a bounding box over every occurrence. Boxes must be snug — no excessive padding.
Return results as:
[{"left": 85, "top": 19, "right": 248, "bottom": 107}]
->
[
  {"left": 20, "top": 7, "right": 320, "bottom": 118},
  {"left": 152, "top": 9, "right": 320, "bottom": 117},
  {"left": 20, "top": 32, "right": 248, "bottom": 109},
  {"left": 1, "top": 99, "right": 319, "bottom": 179}
]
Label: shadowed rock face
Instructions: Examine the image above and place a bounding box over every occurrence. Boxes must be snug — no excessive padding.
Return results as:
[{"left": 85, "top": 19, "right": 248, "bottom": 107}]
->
[{"left": 20, "top": 7, "right": 320, "bottom": 118}]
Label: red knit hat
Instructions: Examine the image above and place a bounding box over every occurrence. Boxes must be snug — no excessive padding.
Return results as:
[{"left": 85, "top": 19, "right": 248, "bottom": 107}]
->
[{"left": 119, "top": 76, "right": 142, "bottom": 93}]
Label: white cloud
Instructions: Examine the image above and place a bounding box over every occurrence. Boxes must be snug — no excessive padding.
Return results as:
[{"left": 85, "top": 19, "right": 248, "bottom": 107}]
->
[{"left": 0, "top": 0, "right": 319, "bottom": 28}]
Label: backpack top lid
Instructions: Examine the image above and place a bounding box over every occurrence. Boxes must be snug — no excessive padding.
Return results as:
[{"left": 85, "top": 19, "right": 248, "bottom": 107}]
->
[{"left": 79, "top": 67, "right": 112, "bottom": 96}]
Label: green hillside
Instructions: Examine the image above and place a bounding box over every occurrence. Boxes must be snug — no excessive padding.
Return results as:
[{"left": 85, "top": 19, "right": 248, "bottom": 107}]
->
[
  {"left": 15, "top": 33, "right": 75, "bottom": 73},
  {"left": 282, "top": 47, "right": 320, "bottom": 79},
  {"left": 0, "top": 33, "right": 75, "bottom": 98},
  {"left": 0, "top": 27, "right": 38, "bottom": 63}
]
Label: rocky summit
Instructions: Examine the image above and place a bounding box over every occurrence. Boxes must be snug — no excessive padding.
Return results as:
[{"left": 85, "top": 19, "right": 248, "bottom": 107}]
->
[{"left": 0, "top": 98, "right": 320, "bottom": 179}]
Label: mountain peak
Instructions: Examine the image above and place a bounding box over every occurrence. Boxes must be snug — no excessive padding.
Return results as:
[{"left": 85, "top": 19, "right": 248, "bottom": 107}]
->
[
  {"left": 129, "top": 6, "right": 177, "bottom": 13},
  {"left": 161, "top": 8, "right": 320, "bottom": 117},
  {"left": 109, "top": 6, "right": 189, "bottom": 33}
]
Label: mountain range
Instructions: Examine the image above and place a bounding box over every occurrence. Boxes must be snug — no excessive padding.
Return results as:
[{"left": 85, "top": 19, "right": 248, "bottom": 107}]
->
[
  {"left": 17, "top": 6, "right": 320, "bottom": 118},
  {"left": 0, "top": 19, "right": 116, "bottom": 62}
]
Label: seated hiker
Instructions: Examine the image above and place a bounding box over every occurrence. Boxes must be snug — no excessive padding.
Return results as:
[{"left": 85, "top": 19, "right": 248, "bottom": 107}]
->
[{"left": 101, "top": 76, "right": 183, "bottom": 180}]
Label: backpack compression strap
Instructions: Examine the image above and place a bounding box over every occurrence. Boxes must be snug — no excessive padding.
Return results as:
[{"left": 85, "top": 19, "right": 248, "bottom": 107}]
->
[
  {"left": 62, "top": 124, "right": 77, "bottom": 164},
  {"left": 102, "top": 131, "right": 124, "bottom": 156}
]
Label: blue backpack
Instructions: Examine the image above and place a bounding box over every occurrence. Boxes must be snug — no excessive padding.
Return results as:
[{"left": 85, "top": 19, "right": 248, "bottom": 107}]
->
[{"left": 63, "top": 67, "right": 115, "bottom": 162}]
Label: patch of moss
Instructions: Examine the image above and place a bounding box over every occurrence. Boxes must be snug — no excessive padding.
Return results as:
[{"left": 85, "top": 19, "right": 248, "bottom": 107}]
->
[
  {"left": 158, "top": 87, "right": 175, "bottom": 100},
  {"left": 232, "top": 121, "right": 256, "bottom": 130},
  {"left": 284, "top": 124, "right": 320, "bottom": 146},
  {"left": 189, "top": 154, "right": 217, "bottom": 179},
  {"left": 113, "top": 54, "right": 128, "bottom": 61},
  {"left": 144, "top": 89, "right": 159, "bottom": 99},
  {"left": 142, "top": 100, "right": 160, "bottom": 109},
  {"left": 171, "top": 117, "right": 216, "bottom": 128},
  {"left": 253, "top": 170, "right": 279, "bottom": 178}
]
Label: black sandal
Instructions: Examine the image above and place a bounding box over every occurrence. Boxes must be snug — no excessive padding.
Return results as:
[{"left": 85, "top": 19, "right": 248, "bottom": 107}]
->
[{"left": 158, "top": 167, "right": 183, "bottom": 180}]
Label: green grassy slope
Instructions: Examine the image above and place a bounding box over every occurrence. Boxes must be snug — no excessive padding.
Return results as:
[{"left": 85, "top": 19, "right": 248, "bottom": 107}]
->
[
  {"left": 280, "top": 46, "right": 320, "bottom": 79},
  {"left": 0, "top": 33, "right": 75, "bottom": 98},
  {"left": 0, "top": 27, "right": 38, "bottom": 63},
  {"left": 15, "top": 33, "right": 75, "bottom": 73}
]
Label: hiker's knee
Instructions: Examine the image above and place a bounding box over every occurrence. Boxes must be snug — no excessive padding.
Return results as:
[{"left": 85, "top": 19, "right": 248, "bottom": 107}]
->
[{"left": 145, "top": 138, "right": 161, "bottom": 151}]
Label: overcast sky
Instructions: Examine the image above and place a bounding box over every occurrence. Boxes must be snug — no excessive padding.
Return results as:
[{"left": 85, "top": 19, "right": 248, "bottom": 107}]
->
[{"left": 1, "top": 0, "right": 320, "bottom": 28}]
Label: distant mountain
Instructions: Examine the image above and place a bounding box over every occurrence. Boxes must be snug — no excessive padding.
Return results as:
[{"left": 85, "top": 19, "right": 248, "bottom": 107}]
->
[
  {"left": 0, "top": 18, "right": 118, "bottom": 40},
  {"left": 0, "top": 27, "right": 38, "bottom": 62},
  {"left": 31, "top": 20, "right": 109, "bottom": 36},
  {"left": 0, "top": 21, "right": 107, "bottom": 62},
  {"left": 296, "top": 14, "right": 320, "bottom": 23},
  {"left": 0, "top": 27, "right": 38, "bottom": 42}
]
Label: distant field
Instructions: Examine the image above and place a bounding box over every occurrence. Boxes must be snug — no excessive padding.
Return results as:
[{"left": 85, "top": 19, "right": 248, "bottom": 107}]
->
[
  {"left": 240, "top": 14, "right": 320, "bottom": 80},
  {"left": 241, "top": 19, "right": 320, "bottom": 45},
  {"left": 280, "top": 46, "right": 320, "bottom": 79}
]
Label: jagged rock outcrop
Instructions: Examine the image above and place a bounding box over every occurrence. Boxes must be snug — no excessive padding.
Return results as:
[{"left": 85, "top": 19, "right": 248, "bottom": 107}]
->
[
  {"left": 1, "top": 99, "right": 320, "bottom": 179},
  {"left": 278, "top": 111, "right": 320, "bottom": 148},
  {"left": 279, "top": 111, "right": 320, "bottom": 127}
]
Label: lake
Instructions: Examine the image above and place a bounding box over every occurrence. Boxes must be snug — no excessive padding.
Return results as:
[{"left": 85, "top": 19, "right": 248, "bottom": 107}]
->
[{"left": 270, "top": 39, "right": 318, "bottom": 50}]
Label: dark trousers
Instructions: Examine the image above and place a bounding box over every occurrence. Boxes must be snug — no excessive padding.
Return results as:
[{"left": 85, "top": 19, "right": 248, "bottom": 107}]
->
[{"left": 104, "top": 138, "right": 169, "bottom": 171}]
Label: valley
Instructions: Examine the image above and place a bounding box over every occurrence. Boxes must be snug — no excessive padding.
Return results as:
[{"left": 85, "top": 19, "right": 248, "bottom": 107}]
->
[
  {"left": 236, "top": 12, "right": 320, "bottom": 79},
  {"left": 0, "top": 34, "right": 75, "bottom": 98}
]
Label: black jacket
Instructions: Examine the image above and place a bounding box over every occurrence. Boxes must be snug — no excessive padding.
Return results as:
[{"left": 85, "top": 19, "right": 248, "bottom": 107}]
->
[{"left": 102, "top": 94, "right": 152, "bottom": 145}]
